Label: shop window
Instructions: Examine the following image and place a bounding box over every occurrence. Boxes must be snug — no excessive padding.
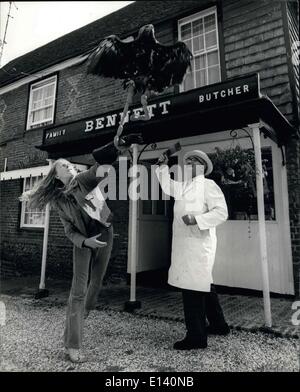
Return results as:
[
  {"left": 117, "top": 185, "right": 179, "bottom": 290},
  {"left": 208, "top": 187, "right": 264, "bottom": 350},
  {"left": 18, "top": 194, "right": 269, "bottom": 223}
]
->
[
  {"left": 178, "top": 7, "right": 221, "bottom": 91},
  {"left": 26, "top": 75, "right": 57, "bottom": 130},
  {"left": 207, "top": 147, "right": 276, "bottom": 221},
  {"left": 20, "top": 175, "right": 45, "bottom": 228}
]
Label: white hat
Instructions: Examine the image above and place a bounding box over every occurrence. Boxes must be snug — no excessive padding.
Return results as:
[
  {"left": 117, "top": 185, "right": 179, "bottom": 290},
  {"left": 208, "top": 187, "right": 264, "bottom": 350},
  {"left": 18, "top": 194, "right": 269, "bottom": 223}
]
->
[{"left": 183, "top": 150, "right": 213, "bottom": 176}]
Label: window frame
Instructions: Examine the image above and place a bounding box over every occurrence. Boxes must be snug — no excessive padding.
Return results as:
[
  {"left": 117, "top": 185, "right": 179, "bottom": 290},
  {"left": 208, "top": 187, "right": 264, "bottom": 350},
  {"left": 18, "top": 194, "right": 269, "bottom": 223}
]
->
[
  {"left": 20, "top": 175, "right": 46, "bottom": 229},
  {"left": 178, "top": 6, "right": 221, "bottom": 92},
  {"left": 26, "top": 75, "right": 57, "bottom": 130}
]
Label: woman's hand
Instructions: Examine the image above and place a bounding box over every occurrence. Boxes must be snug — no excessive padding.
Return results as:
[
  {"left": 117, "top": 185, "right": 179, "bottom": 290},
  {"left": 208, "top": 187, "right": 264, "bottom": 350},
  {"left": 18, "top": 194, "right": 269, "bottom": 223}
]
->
[
  {"left": 182, "top": 214, "right": 197, "bottom": 225},
  {"left": 83, "top": 234, "right": 107, "bottom": 249}
]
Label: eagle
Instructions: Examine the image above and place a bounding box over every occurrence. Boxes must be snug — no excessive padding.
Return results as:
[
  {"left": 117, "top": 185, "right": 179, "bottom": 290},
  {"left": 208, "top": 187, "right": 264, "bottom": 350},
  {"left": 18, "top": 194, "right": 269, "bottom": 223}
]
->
[
  {"left": 86, "top": 24, "right": 193, "bottom": 152},
  {"left": 87, "top": 24, "right": 193, "bottom": 94}
]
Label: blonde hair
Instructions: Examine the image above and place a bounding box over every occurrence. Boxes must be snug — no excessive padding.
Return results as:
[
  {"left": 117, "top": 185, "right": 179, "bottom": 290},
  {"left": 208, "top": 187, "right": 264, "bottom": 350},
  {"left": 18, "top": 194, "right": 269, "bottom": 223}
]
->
[{"left": 19, "top": 159, "right": 77, "bottom": 210}]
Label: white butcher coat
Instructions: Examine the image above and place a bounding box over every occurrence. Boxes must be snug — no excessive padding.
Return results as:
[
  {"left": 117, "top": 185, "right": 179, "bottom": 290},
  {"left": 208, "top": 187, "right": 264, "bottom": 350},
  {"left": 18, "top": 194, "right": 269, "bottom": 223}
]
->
[{"left": 156, "top": 165, "right": 228, "bottom": 292}]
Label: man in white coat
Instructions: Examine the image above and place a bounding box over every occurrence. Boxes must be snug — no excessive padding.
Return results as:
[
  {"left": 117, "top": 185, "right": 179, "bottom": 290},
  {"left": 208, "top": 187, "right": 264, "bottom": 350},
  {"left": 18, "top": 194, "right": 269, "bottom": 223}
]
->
[{"left": 156, "top": 149, "right": 230, "bottom": 350}]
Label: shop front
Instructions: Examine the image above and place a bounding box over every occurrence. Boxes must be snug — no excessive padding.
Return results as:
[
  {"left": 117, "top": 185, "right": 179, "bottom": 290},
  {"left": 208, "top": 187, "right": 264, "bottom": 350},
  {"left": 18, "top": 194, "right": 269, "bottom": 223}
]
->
[{"left": 39, "top": 73, "right": 297, "bottom": 296}]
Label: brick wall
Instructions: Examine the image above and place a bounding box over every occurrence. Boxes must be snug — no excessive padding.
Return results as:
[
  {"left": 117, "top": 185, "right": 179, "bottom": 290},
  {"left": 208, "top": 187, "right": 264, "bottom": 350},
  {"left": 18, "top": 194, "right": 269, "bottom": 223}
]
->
[
  {"left": 0, "top": 179, "right": 44, "bottom": 277},
  {"left": 0, "top": 176, "right": 130, "bottom": 282}
]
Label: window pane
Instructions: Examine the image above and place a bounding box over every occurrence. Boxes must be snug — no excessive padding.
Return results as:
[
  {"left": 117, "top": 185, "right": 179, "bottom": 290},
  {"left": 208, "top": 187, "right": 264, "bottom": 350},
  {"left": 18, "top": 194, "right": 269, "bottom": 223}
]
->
[
  {"left": 45, "top": 107, "right": 53, "bottom": 119},
  {"left": 195, "top": 70, "right": 207, "bottom": 87},
  {"left": 184, "top": 38, "right": 192, "bottom": 52},
  {"left": 207, "top": 50, "right": 219, "bottom": 66},
  {"left": 181, "top": 23, "right": 191, "bottom": 39},
  {"left": 155, "top": 200, "right": 165, "bottom": 215},
  {"left": 32, "top": 100, "right": 43, "bottom": 110},
  {"left": 195, "top": 54, "right": 206, "bottom": 70},
  {"left": 32, "top": 88, "right": 43, "bottom": 101},
  {"left": 22, "top": 176, "right": 45, "bottom": 227},
  {"left": 208, "top": 65, "right": 220, "bottom": 84},
  {"left": 24, "top": 213, "right": 30, "bottom": 224},
  {"left": 184, "top": 72, "right": 194, "bottom": 90},
  {"left": 205, "top": 30, "right": 217, "bottom": 49},
  {"left": 192, "top": 35, "right": 204, "bottom": 53},
  {"left": 204, "top": 14, "right": 216, "bottom": 32},
  {"left": 32, "top": 109, "right": 44, "bottom": 123},
  {"left": 192, "top": 19, "right": 203, "bottom": 35},
  {"left": 31, "top": 213, "right": 45, "bottom": 225},
  {"left": 43, "top": 84, "right": 55, "bottom": 98},
  {"left": 32, "top": 177, "right": 39, "bottom": 187},
  {"left": 44, "top": 97, "right": 53, "bottom": 106},
  {"left": 24, "top": 178, "right": 31, "bottom": 191},
  {"left": 142, "top": 200, "right": 152, "bottom": 215}
]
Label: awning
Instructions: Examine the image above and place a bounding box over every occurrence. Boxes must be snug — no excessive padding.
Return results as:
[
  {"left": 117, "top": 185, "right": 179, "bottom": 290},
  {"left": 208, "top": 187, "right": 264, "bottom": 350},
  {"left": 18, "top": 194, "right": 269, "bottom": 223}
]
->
[{"left": 37, "top": 73, "right": 298, "bottom": 158}]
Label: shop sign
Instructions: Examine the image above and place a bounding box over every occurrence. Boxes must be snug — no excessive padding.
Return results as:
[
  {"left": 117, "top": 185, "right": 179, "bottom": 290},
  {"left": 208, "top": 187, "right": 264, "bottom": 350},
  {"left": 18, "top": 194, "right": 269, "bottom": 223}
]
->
[{"left": 42, "top": 73, "right": 260, "bottom": 146}]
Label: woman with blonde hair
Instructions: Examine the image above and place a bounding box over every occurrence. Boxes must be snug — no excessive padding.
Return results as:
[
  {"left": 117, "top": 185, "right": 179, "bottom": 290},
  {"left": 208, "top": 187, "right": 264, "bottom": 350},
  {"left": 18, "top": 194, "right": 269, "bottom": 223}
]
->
[{"left": 20, "top": 158, "right": 114, "bottom": 362}]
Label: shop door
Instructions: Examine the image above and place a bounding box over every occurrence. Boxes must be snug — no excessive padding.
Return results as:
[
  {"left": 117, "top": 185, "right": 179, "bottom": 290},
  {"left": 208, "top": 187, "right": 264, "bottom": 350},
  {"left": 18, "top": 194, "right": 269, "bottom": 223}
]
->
[{"left": 136, "top": 159, "right": 174, "bottom": 273}]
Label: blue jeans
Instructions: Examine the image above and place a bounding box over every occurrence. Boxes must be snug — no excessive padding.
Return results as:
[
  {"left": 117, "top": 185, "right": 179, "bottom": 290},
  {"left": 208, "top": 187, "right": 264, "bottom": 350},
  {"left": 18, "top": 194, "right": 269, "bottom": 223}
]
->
[{"left": 64, "top": 226, "right": 113, "bottom": 349}]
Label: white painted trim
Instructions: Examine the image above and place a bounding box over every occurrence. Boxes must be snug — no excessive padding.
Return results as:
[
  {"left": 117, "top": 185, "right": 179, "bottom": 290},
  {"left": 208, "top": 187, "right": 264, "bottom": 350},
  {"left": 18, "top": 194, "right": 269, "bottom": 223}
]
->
[
  {"left": 20, "top": 174, "right": 46, "bottom": 229},
  {"left": 178, "top": 6, "right": 221, "bottom": 92},
  {"left": 0, "top": 54, "right": 88, "bottom": 95},
  {"left": 178, "top": 6, "right": 218, "bottom": 25},
  {"left": 0, "top": 165, "right": 50, "bottom": 181},
  {"left": 26, "top": 75, "right": 57, "bottom": 130},
  {"left": 0, "top": 162, "right": 87, "bottom": 180}
]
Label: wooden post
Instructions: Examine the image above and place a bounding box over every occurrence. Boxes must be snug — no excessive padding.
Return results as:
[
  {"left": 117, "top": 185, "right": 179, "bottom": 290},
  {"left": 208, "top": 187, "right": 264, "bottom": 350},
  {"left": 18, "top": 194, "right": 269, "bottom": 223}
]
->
[
  {"left": 130, "top": 143, "right": 138, "bottom": 302},
  {"left": 39, "top": 202, "right": 50, "bottom": 291},
  {"left": 249, "top": 123, "right": 272, "bottom": 327},
  {"left": 125, "top": 143, "right": 141, "bottom": 311},
  {"left": 36, "top": 159, "right": 52, "bottom": 299}
]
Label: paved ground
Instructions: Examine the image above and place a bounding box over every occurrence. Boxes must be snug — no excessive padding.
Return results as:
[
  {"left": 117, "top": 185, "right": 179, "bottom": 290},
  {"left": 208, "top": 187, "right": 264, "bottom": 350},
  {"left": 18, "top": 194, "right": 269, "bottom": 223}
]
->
[{"left": 1, "top": 276, "right": 299, "bottom": 338}]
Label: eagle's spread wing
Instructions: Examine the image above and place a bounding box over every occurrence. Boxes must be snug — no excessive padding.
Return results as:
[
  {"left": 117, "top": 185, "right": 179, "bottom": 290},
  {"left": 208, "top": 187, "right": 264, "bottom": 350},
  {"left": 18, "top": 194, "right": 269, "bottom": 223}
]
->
[
  {"left": 87, "top": 35, "right": 136, "bottom": 79},
  {"left": 149, "top": 41, "right": 193, "bottom": 92}
]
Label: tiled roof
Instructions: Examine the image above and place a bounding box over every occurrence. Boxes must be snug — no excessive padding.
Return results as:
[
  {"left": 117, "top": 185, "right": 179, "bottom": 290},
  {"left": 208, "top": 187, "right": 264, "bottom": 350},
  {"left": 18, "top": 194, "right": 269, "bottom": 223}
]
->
[{"left": 0, "top": 0, "right": 202, "bottom": 88}]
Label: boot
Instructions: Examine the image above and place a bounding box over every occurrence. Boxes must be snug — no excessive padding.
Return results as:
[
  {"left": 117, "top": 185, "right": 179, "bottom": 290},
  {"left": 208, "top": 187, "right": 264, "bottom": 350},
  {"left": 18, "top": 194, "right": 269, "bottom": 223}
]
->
[
  {"left": 207, "top": 324, "right": 230, "bottom": 336},
  {"left": 173, "top": 336, "right": 207, "bottom": 350}
]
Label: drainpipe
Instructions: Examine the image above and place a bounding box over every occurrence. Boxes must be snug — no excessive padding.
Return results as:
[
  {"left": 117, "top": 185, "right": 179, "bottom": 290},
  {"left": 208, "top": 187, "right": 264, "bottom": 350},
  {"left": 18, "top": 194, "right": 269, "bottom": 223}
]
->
[
  {"left": 249, "top": 123, "right": 272, "bottom": 327},
  {"left": 125, "top": 143, "right": 141, "bottom": 312}
]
